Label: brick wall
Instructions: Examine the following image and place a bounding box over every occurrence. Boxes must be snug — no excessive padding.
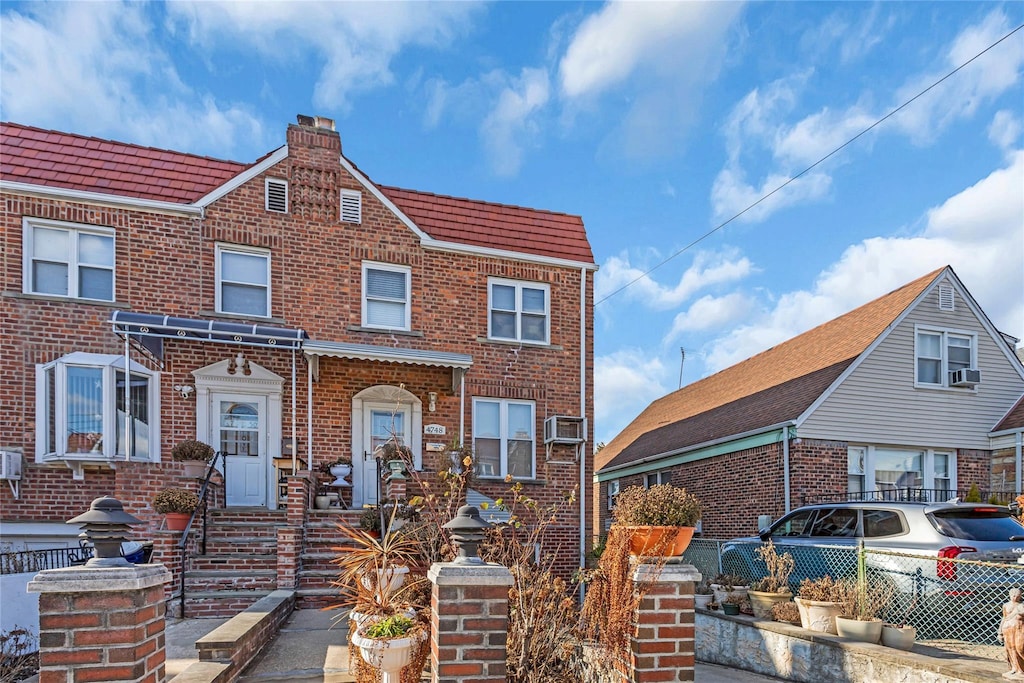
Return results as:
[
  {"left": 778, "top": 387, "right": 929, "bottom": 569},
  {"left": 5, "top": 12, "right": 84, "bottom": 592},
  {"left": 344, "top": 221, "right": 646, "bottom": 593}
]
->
[{"left": 1, "top": 120, "right": 593, "bottom": 576}]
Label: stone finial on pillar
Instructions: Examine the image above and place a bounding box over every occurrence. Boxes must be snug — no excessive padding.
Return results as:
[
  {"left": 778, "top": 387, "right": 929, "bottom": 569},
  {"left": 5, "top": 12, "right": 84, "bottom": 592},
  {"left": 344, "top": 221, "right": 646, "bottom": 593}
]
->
[
  {"left": 66, "top": 496, "right": 143, "bottom": 568},
  {"left": 441, "top": 505, "right": 490, "bottom": 564}
]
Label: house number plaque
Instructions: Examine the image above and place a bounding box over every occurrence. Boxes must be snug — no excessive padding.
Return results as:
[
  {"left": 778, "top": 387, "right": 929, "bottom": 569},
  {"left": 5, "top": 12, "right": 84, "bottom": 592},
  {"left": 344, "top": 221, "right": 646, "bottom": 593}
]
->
[{"left": 424, "top": 424, "right": 446, "bottom": 436}]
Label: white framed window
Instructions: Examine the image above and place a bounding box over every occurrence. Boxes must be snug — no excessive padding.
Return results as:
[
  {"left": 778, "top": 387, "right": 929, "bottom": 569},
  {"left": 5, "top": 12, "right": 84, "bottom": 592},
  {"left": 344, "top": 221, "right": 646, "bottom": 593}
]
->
[
  {"left": 915, "top": 326, "right": 976, "bottom": 387},
  {"left": 846, "top": 445, "right": 956, "bottom": 497},
  {"left": 341, "top": 189, "right": 362, "bottom": 224},
  {"left": 472, "top": 398, "right": 535, "bottom": 479},
  {"left": 216, "top": 244, "right": 271, "bottom": 317},
  {"left": 488, "top": 279, "right": 550, "bottom": 344},
  {"left": 265, "top": 178, "right": 288, "bottom": 213},
  {"left": 23, "top": 218, "right": 115, "bottom": 301},
  {"left": 645, "top": 471, "right": 671, "bottom": 488},
  {"left": 36, "top": 353, "right": 160, "bottom": 463},
  {"left": 362, "top": 262, "right": 411, "bottom": 330},
  {"left": 607, "top": 480, "right": 620, "bottom": 510}
]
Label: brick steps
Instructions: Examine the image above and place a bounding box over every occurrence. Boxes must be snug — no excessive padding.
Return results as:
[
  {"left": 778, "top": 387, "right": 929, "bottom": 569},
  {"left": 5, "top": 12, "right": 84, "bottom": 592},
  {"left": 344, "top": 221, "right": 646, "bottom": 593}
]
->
[
  {"left": 185, "top": 568, "right": 278, "bottom": 593},
  {"left": 189, "top": 553, "right": 276, "bottom": 571}
]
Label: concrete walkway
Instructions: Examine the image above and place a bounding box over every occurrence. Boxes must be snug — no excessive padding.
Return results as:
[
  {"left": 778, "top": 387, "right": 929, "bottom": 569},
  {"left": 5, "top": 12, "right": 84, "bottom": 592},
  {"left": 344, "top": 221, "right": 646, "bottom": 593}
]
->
[{"left": 166, "top": 608, "right": 786, "bottom": 682}]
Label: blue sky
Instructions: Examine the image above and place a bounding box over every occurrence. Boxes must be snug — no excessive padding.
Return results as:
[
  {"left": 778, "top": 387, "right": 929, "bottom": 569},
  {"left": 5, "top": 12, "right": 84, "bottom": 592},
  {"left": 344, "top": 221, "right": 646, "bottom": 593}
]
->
[{"left": 2, "top": 1, "right": 1022, "bottom": 445}]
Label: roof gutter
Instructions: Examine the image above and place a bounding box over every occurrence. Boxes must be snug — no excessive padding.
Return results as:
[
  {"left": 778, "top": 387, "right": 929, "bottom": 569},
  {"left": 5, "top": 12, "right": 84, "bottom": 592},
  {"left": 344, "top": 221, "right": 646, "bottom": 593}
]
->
[
  {"left": 421, "top": 240, "right": 598, "bottom": 272},
  {"left": 595, "top": 420, "right": 797, "bottom": 481},
  {"left": 0, "top": 180, "right": 204, "bottom": 217}
]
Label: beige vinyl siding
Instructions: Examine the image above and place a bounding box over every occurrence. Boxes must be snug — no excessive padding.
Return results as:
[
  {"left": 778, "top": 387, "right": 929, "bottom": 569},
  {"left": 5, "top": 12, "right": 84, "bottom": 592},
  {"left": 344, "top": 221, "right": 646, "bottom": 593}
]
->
[{"left": 800, "top": 280, "right": 1024, "bottom": 450}]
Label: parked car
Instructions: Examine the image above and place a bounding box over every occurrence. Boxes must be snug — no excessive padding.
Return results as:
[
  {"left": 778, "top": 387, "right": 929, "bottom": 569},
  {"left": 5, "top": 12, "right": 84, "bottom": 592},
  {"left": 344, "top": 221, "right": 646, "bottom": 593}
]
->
[{"left": 720, "top": 500, "right": 1024, "bottom": 641}]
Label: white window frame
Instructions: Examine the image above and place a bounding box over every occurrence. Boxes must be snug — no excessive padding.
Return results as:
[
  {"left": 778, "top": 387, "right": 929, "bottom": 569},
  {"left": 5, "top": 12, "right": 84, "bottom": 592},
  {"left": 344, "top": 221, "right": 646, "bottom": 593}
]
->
[
  {"left": 644, "top": 470, "right": 671, "bottom": 488},
  {"left": 487, "top": 278, "right": 551, "bottom": 345},
  {"left": 35, "top": 353, "right": 160, "bottom": 464},
  {"left": 914, "top": 325, "right": 977, "bottom": 389},
  {"left": 216, "top": 243, "right": 271, "bottom": 318},
  {"left": 846, "top": 445, "right": 957, "bottom": 495},
  {"left": 607, "top": 480, "right": 620, "bottom": 511},
  {"left": 22, "top": 217, "right": 115, "bottom": 301},
  {"left": 472, "top": 398, "right": 536, "bottom": 480},
  {"left": 265, "top": 178, "right": 288, "bottom": 213},
  {"left": 361, "top": 262, "right": 411, "bottom": 331}
]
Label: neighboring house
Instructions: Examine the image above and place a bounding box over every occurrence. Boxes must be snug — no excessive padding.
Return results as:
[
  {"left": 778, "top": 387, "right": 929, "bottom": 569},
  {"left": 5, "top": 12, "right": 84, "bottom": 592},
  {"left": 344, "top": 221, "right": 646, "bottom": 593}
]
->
[
  {"left": 0, "top": 116, "right": 595, "bottom": 586},
  {"left": 595, "top": 267, "right": 1024, "bottom": 539}
]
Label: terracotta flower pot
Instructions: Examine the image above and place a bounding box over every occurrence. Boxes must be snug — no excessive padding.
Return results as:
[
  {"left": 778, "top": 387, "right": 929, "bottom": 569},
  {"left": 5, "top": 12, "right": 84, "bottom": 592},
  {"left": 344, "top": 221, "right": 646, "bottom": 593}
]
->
[
  {"left": 164, "top": 512, "right": 191, "bottom": 531},
  {"left": 621, "top": 526, "right": 695, "bottom": 556}
]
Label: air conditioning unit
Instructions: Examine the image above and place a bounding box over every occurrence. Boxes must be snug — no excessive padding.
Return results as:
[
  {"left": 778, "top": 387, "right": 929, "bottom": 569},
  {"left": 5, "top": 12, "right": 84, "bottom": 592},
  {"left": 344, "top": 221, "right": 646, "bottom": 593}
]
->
[
  {"left": 543, "top": 416, "right": 586, "bottom": 444},
  {"left": 0, "top": 451, "right": 22, "bottom": 480},
  {"left": 950, "top": 368, "right": 981, "bottom": 387}
]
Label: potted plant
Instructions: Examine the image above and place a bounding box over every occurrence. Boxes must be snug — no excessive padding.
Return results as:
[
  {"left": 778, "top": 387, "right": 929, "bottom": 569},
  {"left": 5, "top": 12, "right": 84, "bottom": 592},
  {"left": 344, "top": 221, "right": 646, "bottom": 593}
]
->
[
  {"left": 794, "top": 575, "right": 845, "bottom": 634},
  {"left": 611, "top": 484, "right": 702, "bottom": 556},
  {"left": 721, "top": 594, "right": 745, "bottom": 616},
  {"left": 320, "top": 455, "right": 352, "bottom": 486},
  {"left": 835, "top": 577, "right": 892, "bottom": 644},
  {"left": 360, "top": 506, "right": 383, "bottom": 537},
  {"left": 350, "top": 613, "right": 428, "bottom": 683},
  {"left": 710, "top": 573, "right": 749, "bottom": 606},
  {"left": 695, "top": 580, "right": 714, "bottom": 609},
  {"left": 771, "top": 600, "right": 801, "bottom": 625},
  {"left": 171, "top": 439, "right": 215, "bottom": 478},
  {"left": 153, "top": 487, "right": 199, "bottom": 531},
  {"left": 747, "top": 540, "right": 795, "bottom": 619},
  {"left": 881, "top": 622, "right": 916, "bottom": 650}
]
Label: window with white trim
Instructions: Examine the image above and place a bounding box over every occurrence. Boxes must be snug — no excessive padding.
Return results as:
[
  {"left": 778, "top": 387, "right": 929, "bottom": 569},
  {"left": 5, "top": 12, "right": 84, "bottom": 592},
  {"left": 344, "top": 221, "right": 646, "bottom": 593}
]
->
[
  {"left": 645, "top": 471, "right": 671, "bottom": 488},
  {"left": 607, "top": 480, "right": 620, "bottom": 510},
  {"left": 23, "top": 218, "right": 115, "bottom": 301},
  {"left": 216, "top": 244, "right": 270, "bottom": 317},
  {"left": 36, "top": 353, "right": 159, "bottom": 462},
  {"left": 472, "top": 398, "right": 535, "bottom": 479},
  {"left": 846, "top": 445, "right": 956, "bottom": 497},
  {"left": 915, "top": 327, "right": 976, "bottom": 387},
  {"left": 362, "top": 262, "right": 411, "bottom": 330},
  {"left": 488, "top": 279, "right": 550, "bottom": 344}
]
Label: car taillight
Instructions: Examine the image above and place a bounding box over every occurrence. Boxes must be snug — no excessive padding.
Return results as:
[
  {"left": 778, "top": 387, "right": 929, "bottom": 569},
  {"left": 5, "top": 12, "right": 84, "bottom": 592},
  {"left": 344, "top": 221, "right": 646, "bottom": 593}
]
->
[{"left": 937, "top": 545, "right": 976, "bottom": 580}]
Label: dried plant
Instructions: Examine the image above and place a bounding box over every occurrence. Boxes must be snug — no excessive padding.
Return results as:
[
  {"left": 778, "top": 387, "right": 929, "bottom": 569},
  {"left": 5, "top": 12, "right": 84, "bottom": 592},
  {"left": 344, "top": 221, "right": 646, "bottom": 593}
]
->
[
  {"left": 152, "top": 488, "right": 199, "bottom": 514},
  {"left": 611, "top": 484, "right": 702, "bottom": 527},
  {"left": 797, "top": 575, "right": 845, "bottom": 602},
  {"left": 771, "top": 601, "right": 801, "bottom": 624},
  {"left": 0, "top": 626, "right": 38, "bottom": 683},
  {"left": 750, "top": 540, "right": 794, "bottom": 593},
  {"left": 837, "top": 577, "right": 894, "bottom": 621},
  {"left": 711, "top": 573, "right": 748, "bottom": 591},
  {"left": 170, "top": 440, "right": 214, "bottom": 462}
]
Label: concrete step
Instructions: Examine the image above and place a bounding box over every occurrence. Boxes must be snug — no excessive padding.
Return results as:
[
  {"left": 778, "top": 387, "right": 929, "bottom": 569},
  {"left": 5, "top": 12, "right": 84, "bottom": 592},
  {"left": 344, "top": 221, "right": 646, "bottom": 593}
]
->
[
  {"left": 185, "top": 569, "right": 277, "bottom": 593},
  {"left": 189, "top": 553, "right": 277, "bottom": 571}
]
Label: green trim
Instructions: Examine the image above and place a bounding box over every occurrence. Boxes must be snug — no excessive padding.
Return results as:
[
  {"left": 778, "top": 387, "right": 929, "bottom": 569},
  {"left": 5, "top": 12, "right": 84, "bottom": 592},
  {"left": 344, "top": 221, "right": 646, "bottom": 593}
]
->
[{"left": 595, "top": 427, "right": 794, "bottom": 482}]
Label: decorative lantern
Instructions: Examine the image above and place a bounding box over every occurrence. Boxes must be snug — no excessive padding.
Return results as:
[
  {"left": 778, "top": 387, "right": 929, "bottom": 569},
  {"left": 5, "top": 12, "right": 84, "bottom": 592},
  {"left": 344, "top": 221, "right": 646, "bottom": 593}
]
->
[
  {"left": 442, "top": 505, "right": 491, "bottom": 564},
  {"left": 66, "top": 496, "right": 143, "bottom": 568}
]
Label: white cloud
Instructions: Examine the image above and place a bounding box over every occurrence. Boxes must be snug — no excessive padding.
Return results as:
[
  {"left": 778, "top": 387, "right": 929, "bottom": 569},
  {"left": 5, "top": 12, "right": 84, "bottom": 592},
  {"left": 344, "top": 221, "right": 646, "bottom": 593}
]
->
[
  {"left": 989, "top": 110, "right": 1022, "bottom": 151},
  {"left": 712, "top": 10, "right": 1023, "bottom": 223},
  {"left": 0, "top": 2, "right": 265, "bottom": 157},
  {"left": 480, "top": 68, "right": 551, "bottom": 177},
  {"left": 596, "top": 249, "right": 756, "bottom": 310},
  {"left": 663, "top": 292, "right": 754, "bottom": 342},
  {"left": 703, "top": 151, "right": 1024, "bottom": 371},
  {"left": 594, "top": 350, "right": 670, "bottom": 444},
  {"left": 165, "top": 1, "right": 480, "bottom": 113}
]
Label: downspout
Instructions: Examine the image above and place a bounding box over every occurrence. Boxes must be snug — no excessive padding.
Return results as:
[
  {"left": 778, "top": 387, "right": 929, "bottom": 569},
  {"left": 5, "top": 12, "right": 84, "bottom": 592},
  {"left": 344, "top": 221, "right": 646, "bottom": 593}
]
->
[
  {"left": 291, "top": 350, "right": 297, "bottom": 474},
  {"left": 123, "top": 333, "right": 131, "bottom": 462},
  {"left": 579, "top": 266, "right": 587, "bottom": 575},
  {"left": 307, "top": 356, "right": 313, "bottom": 470},
  {"left": 1016, "top": 431, "right": 1022, "bottom": 494},
  {"left": 782, "top": 428, "right": 791, "bottom": 514},
  {"left": 459, "top": 371, "right": 466, "bottom": 449}
]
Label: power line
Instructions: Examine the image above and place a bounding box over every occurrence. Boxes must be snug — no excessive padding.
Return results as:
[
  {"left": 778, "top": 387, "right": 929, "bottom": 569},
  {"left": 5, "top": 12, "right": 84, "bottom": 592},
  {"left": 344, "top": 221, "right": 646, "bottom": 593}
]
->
[{"left": 595, "top": 21, "right": 1024, "bottom": 308}]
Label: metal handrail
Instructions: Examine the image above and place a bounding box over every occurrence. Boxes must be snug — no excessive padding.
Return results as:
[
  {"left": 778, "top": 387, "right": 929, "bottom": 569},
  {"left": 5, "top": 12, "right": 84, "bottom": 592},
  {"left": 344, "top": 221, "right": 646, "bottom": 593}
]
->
[
  {"left": 177, "top": 451, "right": 225, "bottom": 617},
  {"left": 801, "top": 487, "right": 1017, "bottom": 505}
]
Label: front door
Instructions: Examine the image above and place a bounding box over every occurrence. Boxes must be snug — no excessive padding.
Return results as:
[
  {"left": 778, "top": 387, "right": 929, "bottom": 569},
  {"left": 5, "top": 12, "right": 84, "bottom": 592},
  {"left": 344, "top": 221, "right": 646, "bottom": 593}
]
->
[
  {"left": 212, "top": 393, "right": 267, "bottom": 507},
  {"left": 361, "top": 405, "right": 410, "bottom": 505}
]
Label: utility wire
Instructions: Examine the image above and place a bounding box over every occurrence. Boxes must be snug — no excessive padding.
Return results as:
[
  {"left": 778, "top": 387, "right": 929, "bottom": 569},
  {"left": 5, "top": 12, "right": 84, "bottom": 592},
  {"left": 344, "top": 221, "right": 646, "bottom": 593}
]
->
[{"left": 595, "top": 21, "right": 1024, "bottom": 307}]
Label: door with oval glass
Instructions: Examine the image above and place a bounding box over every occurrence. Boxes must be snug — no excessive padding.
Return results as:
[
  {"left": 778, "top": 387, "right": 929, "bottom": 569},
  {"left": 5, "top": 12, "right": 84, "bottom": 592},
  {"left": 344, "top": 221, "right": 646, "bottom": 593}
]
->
[
  {"left": 212, "top": 393, "right": 267, "bottom": 507},
  {"left": 362, "top": 405, "right": 410, "bottom": 506}
]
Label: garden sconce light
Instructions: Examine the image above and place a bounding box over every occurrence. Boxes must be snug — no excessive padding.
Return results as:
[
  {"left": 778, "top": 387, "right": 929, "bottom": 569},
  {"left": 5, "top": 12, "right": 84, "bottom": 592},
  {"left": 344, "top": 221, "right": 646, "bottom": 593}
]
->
[
  {"left": 66, "top": 496, "right": 143, "bottom": 568},
  {"left": 442, "top": 505, "right": 491, "bottom": 564}
]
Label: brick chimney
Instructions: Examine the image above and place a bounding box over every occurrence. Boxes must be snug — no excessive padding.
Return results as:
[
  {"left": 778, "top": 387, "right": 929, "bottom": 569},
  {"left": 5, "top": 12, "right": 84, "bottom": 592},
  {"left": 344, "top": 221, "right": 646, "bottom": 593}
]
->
[{"left": 287, "top": 114, "right": 342, "bottom": 221}]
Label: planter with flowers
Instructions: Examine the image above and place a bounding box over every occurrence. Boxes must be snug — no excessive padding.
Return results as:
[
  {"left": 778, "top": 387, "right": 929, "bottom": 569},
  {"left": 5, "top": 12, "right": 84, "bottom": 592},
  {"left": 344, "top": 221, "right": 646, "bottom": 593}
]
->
[
  {"left": 171, "top": 439, "right": 215, "bottom": 478},
  {"left": 350, "top": 613, "right": 428, "bottom": 683},
  {"left": 153, "top": 487, "right": 199, "bottom": 531},
  {"left": 611, "top": 484, "right": 702, "bottom": 557}
]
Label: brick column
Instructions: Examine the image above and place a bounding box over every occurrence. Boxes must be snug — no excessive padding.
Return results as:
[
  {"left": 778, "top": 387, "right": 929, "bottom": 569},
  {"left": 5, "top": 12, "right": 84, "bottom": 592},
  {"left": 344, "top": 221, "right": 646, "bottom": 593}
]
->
[
  {"left": 631, "top": 560, "right": 701, "bottom": 682},
  {"left": 286, "top": 471, "right": 315, "bottom": 526},
  {"left": 28, "top": 564, "right": 171, "bottom": 683},
  {"left": 427, "top": 562, "right": 513, "bottom": 683},
  {"left": 276, "top": 526, "right": 301, "bottom": 589},
  {"left": 385, "top": 469, "right": 407, "bottom": 502}
]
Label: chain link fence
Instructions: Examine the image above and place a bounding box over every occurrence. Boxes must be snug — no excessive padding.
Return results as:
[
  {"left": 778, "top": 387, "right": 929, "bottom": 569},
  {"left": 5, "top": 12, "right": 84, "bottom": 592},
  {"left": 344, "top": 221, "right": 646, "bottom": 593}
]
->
[{"left": 684, "top": 538, "right": 1021, "bottom": 660}]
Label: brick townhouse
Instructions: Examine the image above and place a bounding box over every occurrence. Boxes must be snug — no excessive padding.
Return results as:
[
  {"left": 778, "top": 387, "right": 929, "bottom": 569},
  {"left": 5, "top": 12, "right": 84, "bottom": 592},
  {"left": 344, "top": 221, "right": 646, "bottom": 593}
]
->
[
  {"left": 0, "top": 116, "right": 595, "bottom": 613},
  {"left": 596, "top": 267, "right": 1024, "bottom": 539}
]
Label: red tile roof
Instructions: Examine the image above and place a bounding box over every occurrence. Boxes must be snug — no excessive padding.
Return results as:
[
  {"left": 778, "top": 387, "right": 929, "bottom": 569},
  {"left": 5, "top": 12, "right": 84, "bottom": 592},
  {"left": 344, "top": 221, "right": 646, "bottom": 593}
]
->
[
  {"left": 1, "top": 122, "right": 594, "bottom": 264},
  {"left": 596, "top": 268, "right": 946, "bottom": 472},
  {"left": 0, "top": 122, "right": 246, "bottom": 203}
]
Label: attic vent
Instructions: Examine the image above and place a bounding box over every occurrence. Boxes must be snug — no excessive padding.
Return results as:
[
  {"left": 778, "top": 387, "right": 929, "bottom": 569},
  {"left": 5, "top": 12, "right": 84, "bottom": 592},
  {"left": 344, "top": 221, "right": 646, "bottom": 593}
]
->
[
  {"left": 341, "top": 189, "right": 362, "bottom": 224},
  {"left": 938, "top": 283, "right": 954, "bottom": 311},
  {"left": 265, "top": 178, "right": 288, "bottom": 213}
]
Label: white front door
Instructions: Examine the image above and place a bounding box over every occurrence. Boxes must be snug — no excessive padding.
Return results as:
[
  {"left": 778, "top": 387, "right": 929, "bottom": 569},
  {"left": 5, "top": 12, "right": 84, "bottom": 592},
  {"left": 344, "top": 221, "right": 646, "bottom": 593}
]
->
[
  {"left": 361, "top": 405, "right": 410, "bottom": 505},
  {"left": 213, "top": 393, "right": 267, "bottom": 507}
]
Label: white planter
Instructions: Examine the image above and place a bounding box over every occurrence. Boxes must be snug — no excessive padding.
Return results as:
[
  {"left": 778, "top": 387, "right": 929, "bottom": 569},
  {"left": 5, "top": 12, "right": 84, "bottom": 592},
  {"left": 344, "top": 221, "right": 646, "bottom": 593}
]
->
[
  {"left": 794, "top": 597, "right": 843, "bottom": 634},
  {"left": 695, "top": 594, "right": 713, "bottom": 609},
  {"left": 836, "top": 616, "right": 883, "bottom": 644},
  {"left": 351, "top": 627, "right": 426, "bottom": 683},
  {"left": 329, "top": 464, "right": 352, "bottom": 486},
  {"left": 711, "top": 584, "right": 749, "bottom": 606},
  {"left": 360, "top": 565, "right": 409, "bottom": 594},
  {"left": 881, "top": 624, "right": 916, "bottom": 650},
  {"left": 747, "top": 589, "right": 793, "bottom": 620}
]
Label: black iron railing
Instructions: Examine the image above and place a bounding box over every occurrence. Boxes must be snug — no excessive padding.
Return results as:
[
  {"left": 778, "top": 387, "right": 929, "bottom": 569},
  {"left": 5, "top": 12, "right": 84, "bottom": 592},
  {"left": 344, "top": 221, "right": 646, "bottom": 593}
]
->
[
  {"left": 178, "top": 450, "right": 225, "bottom": 617},
  {"left": 801, "top": 487, "right": 1018, "bottom": 505},
  {"left": 0, "top": 545, "right": 93, "bottom": 575}
]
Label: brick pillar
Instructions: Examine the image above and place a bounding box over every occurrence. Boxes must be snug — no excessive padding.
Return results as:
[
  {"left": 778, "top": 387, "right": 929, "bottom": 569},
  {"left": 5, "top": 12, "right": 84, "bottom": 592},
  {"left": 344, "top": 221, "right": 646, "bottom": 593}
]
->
[
  {"left": 631, "top": 560, "right": 702, "bottom": 682},
  {"left": 276, "top": 526, "right": 302, "bottom": 589},
  {"left": 386, "top": 470, "right": 407, "bottom": 502},
  {"left": 427, "top": 562, "right": 513, "bottom": 683},
  {"left": 286, "top": 471, "right": 315, "bottom": 527},
  {"left": 28, "top": 564, "right": 171, "bottom": 683}
]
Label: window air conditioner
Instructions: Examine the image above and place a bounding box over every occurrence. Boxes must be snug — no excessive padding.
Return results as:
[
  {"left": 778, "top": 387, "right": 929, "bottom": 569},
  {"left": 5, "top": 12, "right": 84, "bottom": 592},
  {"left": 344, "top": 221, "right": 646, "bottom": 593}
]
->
[
  {"left": 950, "top": 368, "right": 981, "bottom": 387},
  {"left": 543, "top": 416, "right": 587, "bottom": 444},
  {"left": 0, "top": 451, "right": 22, "bottom": 480}
]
